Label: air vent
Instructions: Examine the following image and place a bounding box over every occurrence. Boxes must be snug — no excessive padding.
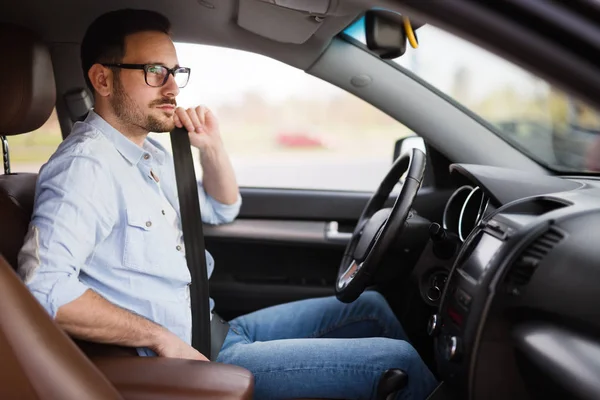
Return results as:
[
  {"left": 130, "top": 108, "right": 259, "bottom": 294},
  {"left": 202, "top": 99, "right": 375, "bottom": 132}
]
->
[{"left": 507, "top": 228, "right": 564, "bottom": 287}]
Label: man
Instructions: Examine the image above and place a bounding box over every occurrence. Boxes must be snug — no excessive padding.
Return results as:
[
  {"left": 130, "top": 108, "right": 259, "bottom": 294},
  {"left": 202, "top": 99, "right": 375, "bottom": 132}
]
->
[{"left": 18, "top": 9, "right": 437, "bottom": 399}]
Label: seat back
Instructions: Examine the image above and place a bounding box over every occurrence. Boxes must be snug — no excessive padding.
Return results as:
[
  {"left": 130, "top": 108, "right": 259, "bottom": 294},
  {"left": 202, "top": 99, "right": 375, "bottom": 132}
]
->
[
  {"left": 0, "top": 253, "right": 124, "bottom": 399},
  {"left": 0, "top": 173, "right": 38, "bottom": 269},
  {"left": 0, "top": 23, "right": 56, "bottom": 270}
]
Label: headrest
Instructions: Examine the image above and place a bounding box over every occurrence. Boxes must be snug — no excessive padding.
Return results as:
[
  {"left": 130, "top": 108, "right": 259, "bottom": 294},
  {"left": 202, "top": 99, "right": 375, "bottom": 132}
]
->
[{"left": 0, "top": 24, "right": 56, "bottom": 136}]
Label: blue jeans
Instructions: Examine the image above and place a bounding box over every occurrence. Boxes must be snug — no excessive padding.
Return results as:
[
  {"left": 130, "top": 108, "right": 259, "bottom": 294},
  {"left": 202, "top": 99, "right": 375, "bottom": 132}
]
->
[{"left": 216, "top": 291, "right": 438, "bottom": 399}]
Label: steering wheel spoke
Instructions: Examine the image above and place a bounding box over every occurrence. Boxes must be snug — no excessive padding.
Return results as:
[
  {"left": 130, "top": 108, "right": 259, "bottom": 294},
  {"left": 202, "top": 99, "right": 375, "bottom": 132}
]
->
[{"left": 337, "top": 259, "right": 362, "bottom": 290}]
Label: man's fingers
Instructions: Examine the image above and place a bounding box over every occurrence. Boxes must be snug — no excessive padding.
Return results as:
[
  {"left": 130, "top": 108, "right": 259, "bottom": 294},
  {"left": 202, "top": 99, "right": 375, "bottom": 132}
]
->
[
  {"left": 187, "top": 108, "right": 203, "bottom": 133},
  {"left": 174, "top": 105, "right": 214, "bottom": 135},
  {"left": 173, "top": 113, "right": 183, "bottom": 128},
  {"left": 196, "top": 105, "right": 207, "bottom": 126},
  {"left": 175, "top": 107, "right": 195, "bottom": 133}
]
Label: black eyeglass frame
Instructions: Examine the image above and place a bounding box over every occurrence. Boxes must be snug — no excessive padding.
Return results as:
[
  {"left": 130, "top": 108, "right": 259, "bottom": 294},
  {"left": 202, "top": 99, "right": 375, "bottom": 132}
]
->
[{"left": 101, "top": 63, "right": 191, "bottom": 88}]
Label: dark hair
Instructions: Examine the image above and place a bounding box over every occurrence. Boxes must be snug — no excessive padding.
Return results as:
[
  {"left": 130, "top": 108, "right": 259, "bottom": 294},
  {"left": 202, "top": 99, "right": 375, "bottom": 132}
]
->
[{"left": 81, "top": 9, "right": 171, "bottom": 92}]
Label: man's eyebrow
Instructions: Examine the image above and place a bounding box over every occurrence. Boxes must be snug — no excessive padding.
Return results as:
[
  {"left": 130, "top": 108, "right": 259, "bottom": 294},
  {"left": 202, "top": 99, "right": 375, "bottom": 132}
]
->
[{"left": 147, "top": 62, "right": 181, "bottom": 68}]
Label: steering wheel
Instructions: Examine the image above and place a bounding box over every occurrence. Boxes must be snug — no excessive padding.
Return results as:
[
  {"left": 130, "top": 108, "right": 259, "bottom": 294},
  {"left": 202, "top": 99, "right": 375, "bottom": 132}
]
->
[{"left": 335, "top": 148, "right": 426, "bottom": 303}]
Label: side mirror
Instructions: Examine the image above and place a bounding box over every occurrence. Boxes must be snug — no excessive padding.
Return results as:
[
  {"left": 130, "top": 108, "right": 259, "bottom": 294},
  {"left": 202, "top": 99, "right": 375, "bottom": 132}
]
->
[
  {"left": 394, "top": 135, "right": 426, "bottom": 162},
  {"left": 364, "top": 10, "right": 407, "bottom": 59}
]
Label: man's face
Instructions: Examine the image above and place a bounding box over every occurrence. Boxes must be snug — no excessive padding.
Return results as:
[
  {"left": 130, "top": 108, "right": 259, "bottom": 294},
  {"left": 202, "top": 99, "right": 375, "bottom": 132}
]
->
[{"left": 109, "top": 31, "right": 180, "bottom": 133}]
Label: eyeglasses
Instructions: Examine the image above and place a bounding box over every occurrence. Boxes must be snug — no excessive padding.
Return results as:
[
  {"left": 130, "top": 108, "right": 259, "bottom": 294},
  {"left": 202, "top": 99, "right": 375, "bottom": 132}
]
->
[{"left": 101, "top": 63, "right": 191, "bottom": 88}]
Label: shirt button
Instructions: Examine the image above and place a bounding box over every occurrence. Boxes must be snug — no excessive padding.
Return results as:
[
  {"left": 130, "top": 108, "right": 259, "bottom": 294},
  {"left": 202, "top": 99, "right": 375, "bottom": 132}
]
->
[
  {"left": 143, "top": 154, "right": 150, "bottom": 160},
  {"left": 146, "top": 221, "right": 152, "bottom": 227},
  {"left": 176, "top": 245, "right": 182, "bottom": 251}
]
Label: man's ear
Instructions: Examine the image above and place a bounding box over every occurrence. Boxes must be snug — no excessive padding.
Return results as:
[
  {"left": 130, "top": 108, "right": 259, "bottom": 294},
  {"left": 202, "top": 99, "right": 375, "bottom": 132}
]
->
[{"left": 88, "top": 64, "right": 113, "bottom": 97}]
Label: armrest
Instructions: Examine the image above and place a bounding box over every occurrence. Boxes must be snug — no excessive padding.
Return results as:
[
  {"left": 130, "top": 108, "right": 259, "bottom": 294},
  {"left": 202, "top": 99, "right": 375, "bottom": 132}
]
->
[{"left": 92, "top": 357, "right": 254, "bottom": 400}]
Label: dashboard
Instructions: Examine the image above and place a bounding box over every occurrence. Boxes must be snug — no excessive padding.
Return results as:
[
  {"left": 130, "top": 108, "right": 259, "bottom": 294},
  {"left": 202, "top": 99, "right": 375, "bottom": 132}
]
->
[{"left": 430, "top": 164, "right": 600, "bottom": 400}]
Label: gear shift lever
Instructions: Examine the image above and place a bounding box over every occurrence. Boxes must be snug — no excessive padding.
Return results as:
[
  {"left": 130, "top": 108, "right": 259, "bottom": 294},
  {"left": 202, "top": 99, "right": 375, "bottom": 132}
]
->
[{"left": 377, "top": 368, "right": 408, "bottom": 400}]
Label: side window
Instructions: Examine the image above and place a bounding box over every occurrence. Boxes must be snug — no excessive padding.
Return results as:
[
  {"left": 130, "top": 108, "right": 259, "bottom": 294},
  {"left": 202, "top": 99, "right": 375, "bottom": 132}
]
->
[
  {"left": 5, "top": 108, "right": 62, "bottom": 173},
  {"left": 153, "top": 43, "right": 418, "bottom": 192}
]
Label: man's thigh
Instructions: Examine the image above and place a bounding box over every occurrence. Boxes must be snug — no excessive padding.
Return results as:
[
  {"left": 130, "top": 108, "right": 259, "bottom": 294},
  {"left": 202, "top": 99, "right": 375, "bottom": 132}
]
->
[
  {"left": 229, "top": 291, "right": 406, "bottom": 342},
  {"left": 216, "top": 334, "right": 437, "bottom": 400}
]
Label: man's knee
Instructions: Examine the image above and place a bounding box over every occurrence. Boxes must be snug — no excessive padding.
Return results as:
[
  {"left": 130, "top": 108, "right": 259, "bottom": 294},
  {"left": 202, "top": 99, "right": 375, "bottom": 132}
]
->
[
  {"left": 358, "top": 290, "right": 391, "bottom": 312},
  {"left": 372, "top": 338, "right": 424, "bottom": 370},
  {"left": 389, "top": 339, "right": 422, "bottom": 367},
  {"left": 386, "top": 340, "right": 438, "bottom": 395}
]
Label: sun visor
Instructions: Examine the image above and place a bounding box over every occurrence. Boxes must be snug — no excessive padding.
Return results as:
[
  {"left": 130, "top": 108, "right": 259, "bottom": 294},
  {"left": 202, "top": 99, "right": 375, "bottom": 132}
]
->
[{"left": 237, "top": 0, "right": 343, "bottom": 44}]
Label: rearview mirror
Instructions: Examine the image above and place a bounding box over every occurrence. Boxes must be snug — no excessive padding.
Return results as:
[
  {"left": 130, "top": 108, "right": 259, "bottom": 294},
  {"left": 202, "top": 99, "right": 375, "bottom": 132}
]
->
[{"left": 364, "top": 10, "right": 407, "bottom": 59}]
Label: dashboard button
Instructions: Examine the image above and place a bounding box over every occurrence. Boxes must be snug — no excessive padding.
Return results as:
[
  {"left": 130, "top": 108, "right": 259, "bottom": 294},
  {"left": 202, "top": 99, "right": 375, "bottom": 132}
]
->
[
  {"left": 427, "top": 285, "right": 442, "bottom": 302},
  {"left": 444, "top": 336, "right": 462, "bottom": 362},
  {"left": 427, "top": 314, "right": 441, "bottom": 337},
  {"left": 485, "top": 219, "right": 510, "bottom": 239},
  {"left": 455, "top": 288, "right": 472, "bottom": 309},
  {"left": 447, "top": 306, "right": 464, "bottom": 327}
]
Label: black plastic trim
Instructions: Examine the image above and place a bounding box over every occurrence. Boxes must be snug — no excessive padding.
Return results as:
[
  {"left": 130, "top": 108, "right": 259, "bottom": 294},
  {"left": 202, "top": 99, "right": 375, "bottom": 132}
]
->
[{"left": 513, "top": 322, "right": 600, "bottom": 400}]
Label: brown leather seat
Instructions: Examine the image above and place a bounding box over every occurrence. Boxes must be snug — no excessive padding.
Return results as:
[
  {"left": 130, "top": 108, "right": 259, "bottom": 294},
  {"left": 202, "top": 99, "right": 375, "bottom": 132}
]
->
[
  {"left": 0, "top": 23, "right": 54, "bottom": 270},
  {"left": 0, "top": 253, "right": 124, "bottom": 399}
]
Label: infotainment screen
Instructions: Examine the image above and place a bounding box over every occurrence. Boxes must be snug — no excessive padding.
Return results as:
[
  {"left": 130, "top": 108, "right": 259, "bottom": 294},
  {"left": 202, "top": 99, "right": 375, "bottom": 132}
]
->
[{"left": 459, "top": 232, "right": 503, "bottom": 281}]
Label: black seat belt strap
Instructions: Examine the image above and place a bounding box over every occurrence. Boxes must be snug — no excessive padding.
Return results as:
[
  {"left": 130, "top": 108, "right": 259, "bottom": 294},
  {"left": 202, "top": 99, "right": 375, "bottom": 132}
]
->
[{"left": 170, "top": 128, "right": 212, "bottom": 358}]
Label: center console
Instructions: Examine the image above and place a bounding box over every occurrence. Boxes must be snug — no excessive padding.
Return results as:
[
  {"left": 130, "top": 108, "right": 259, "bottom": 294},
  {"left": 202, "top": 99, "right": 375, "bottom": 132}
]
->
[{"left": 428, "top": 217, "right": 513, "bottom": 390}]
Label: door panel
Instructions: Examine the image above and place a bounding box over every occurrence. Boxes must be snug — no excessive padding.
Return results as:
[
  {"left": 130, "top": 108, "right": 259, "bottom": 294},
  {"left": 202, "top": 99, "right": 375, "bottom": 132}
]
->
[
  {"left": 207, "top": 186, "right": 452, "bottom": 320},
  {"left": 205, "top": 220, "right": 344, "bottom": 246},
  {"left": 233, "top": 186, "right": 448, "bottom": 221}
]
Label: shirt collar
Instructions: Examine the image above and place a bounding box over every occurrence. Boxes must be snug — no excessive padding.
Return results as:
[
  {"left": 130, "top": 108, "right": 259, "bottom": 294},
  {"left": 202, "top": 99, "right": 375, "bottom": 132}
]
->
[{"left": 84, "top": 110, "right": 166, "bottom": 166}]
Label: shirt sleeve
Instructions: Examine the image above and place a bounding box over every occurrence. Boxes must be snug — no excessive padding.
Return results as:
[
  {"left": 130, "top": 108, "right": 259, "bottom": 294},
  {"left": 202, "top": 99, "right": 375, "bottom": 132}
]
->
[
  {"left": 17, "top": 153, "right": 117, "bottom": 318},
  {"left": 197, "top": 181, "right": 242, "bottom": 225},
  {"left": 146, "top": 136, "right": 241, "bottom": 226}
]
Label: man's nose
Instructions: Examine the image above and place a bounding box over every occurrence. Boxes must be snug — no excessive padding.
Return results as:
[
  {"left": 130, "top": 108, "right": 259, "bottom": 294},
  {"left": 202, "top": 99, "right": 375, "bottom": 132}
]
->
[{"left": 162, "top": 73, "right": 180, "bottom": 97}]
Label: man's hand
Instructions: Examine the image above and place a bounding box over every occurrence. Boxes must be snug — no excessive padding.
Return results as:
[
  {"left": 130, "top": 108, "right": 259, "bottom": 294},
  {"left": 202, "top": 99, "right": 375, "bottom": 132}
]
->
[
  {"left": 152, "top": 329, "right": 209, "bottom": 361},
  {"left": 174, "top": 106, "right": 223, "bottom": 154},
  {"left": 172, "top": 104, "right": 240, "bottom": 206}
]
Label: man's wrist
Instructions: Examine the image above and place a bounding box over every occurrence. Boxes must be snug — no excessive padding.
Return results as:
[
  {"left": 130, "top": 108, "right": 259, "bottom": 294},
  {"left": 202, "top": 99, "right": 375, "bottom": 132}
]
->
[
  {"left": 198, "top": 142, "right": 225, "bottom": 161},
  {"left": 147, "top": 325, "right": 169, "bottom": 351}
]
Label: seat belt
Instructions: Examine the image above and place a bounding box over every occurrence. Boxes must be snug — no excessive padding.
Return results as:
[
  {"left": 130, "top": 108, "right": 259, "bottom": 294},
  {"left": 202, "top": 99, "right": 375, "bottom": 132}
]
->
[{"left": 170, "top": 127, "right": 228, "bottom": 360}]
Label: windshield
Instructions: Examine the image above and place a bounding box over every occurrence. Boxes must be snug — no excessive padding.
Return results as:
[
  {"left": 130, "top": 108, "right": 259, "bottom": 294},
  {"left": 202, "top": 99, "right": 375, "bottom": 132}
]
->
[{"left": 344, "top": 16, "right": 600, "bottom": 173}]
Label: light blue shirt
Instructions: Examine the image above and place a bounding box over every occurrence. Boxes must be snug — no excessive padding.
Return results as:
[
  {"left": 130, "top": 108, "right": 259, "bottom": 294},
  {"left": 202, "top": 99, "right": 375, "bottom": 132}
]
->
[{"left": 17, "top": 110, "right": 241, "bottom": 356}]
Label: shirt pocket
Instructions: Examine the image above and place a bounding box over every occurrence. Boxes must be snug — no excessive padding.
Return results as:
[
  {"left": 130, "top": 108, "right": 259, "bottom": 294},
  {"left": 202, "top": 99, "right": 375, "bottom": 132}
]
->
[{"left": 122, "top": 206, "right": 159, "bottom": 272}]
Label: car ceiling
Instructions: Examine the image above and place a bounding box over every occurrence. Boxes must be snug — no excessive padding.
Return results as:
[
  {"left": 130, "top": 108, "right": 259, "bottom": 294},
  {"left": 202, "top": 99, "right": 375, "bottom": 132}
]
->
[
  {"left": 4, "top": 0, "right": 600, "bottom": 115},
  {"left": 0, "top": 0, "right": 365, "bottom": 70}
]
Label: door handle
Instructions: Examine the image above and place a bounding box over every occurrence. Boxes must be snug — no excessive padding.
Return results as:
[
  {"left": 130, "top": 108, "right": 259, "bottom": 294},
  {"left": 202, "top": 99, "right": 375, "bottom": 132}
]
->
[{"left": 325, "top": 221, "right": 353, "bottom": 243}]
